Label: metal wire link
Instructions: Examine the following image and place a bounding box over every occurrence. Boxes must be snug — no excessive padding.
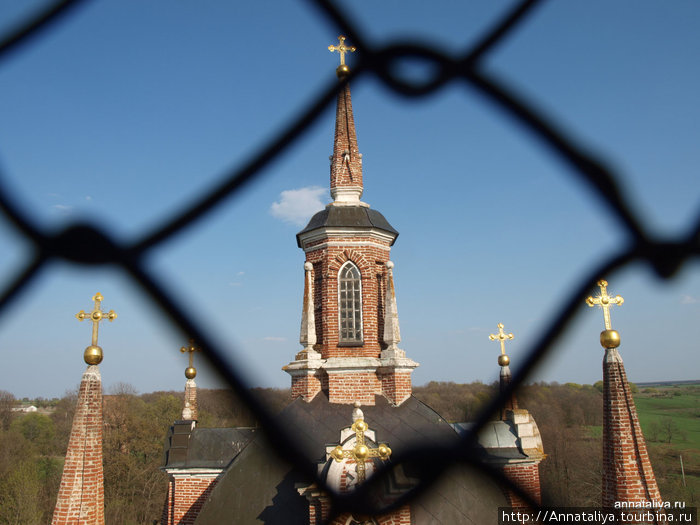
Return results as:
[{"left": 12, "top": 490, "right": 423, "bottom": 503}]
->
[{"left": 1, "top": 0, "right": 698, "bottom": 520}]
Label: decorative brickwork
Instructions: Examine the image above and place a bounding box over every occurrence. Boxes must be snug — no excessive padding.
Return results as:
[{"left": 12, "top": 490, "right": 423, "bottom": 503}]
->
[
  {"left": 52, "top": 365, "right": 105, "bottom": 525},
  {"left": 161, "top": 473, "right": 219, "bottom": 525},
  {"left": 602, "top": 347, "right": 661, "bottom": 508}
]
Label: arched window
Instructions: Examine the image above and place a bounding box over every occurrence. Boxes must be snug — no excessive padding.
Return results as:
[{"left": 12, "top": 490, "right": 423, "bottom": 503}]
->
[{"left": 338, "top": 261, "right": 363, "bottom": 343}]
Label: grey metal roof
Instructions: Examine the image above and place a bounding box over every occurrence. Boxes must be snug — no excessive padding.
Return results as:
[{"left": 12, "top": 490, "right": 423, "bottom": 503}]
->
[
  {"left": 296, "top": 206, "right": 399, "bottom": 247},
  {"left": 162, "top": 422, "right": 257, "bottom": 469},
  {"left": 454, "top": 420, "right": 528, "bottom": 461},
  {"left": 193, "top": 394, "right": 507, "bottom": 524}
]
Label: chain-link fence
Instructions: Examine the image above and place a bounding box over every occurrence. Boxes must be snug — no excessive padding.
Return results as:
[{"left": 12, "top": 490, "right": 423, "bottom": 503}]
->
[{"left": 1, "top": 0, "right": 698, "bottom": 521}]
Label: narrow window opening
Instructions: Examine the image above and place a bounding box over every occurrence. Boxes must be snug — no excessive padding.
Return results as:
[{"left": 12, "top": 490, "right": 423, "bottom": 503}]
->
[{"left": 338, "top": 262, "right": 363, "bottom": 344}]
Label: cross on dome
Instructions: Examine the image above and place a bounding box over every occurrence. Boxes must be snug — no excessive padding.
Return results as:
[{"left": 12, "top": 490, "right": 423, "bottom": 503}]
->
[
  {"left": 180, "top": 340, "right": 201, "bottom": 379},
  {"left": 330, "top": 404, "right": 391, "bottom": 484},
  {"left": 489, "top": 322, "right": 514, "bottom": 362},
  {"left": 75, "top": 292, "right": 117, "bottom": 365},
  {"left": 328, "top": 35, "right": 356, "bottom": 66}
]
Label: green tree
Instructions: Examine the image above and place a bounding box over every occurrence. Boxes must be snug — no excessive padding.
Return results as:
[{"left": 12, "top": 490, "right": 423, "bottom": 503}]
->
[
  {"left": 10, "top": 413, "right": 56, "bottom": 455},
  {"left": 0, "top": 458, "right": 44, "bottom": 525}
]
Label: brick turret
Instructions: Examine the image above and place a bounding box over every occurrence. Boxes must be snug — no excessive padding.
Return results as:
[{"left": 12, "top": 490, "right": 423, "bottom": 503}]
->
[
  {"left": 284, "top": 39, "right": 418, "bottom": 406},
  {"left": 586, "top": 280, "right": 662, "bottom": 511},
  {"left": 481, "top": 323, "right": 545, "bottom": 510},
  {"left": 602, "top": 346, "right": 662, "bottom": 508},
  {"left": 52, "top": 365, "right": 105, "bottom": 525}
]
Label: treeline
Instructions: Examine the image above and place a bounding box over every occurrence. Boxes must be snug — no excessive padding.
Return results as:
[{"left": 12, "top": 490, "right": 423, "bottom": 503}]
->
[
  {"left": 0, "top": 381, "right": 687, "bottom": 523},
  {"left": 0, "top": 385, "right": 291, "bottom": 524}
]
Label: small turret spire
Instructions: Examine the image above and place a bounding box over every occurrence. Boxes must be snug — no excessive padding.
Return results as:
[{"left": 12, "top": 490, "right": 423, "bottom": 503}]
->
[
  {"left": 382, "top": 261, "right": 404, "bottom": 358},
  {"left": 489, "top": 322, "right": 518, "bottom": 419},
  {"left": 180, "top": 341, "right": 201, "bottom": 421},
  {"left": 298, "top": 262, "right": 320, "bottom": 360}
]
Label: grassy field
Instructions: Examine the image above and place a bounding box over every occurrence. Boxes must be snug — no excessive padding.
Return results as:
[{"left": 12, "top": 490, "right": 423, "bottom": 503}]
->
[{"left": 633, "top": 383, "right": 699, "bottom": 505}]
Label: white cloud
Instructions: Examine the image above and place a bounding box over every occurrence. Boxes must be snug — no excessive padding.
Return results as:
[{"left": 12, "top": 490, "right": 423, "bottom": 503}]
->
[
  {"left": 680, "top": 295, "right": 698, "bottom": 305},
  {"left": 51, "top": 204, "right": 73, "bottom": 215},
  {"left": 270, "top": 186, "right": 328, "bottom": 226},
  {"left": 263, "top": 336, "right": 286, "bottom": 342}
]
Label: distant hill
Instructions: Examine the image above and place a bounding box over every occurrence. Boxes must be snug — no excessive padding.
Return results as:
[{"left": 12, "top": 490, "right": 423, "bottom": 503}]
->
[{"left": 635, "top": 379, "right": 700, "bottom": 387}]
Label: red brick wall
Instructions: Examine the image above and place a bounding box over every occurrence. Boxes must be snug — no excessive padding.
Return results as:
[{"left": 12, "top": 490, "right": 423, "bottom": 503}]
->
[
  {"left": 602, "top": 350, "right": 662, "bottom": 507},
  {"left": 161, "top": 475, "right": 219, "bottom": 525},
  {"left": 52, "top": 365, "right": 105, "bottom": 525},
  {"left": 291, "top": 371, "right": 324, "bottom": 400},
  {"left": 306, "top": 244, "right": 391, "bottom": 359},
  {"left": 328, "top": 371, "right": 382, "bottom": 405},
  {"left": 503, "top": 463, "right": 542, "bottom": 509}
]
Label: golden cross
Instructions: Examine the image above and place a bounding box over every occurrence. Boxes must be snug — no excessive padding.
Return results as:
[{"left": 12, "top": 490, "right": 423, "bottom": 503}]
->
[
  {"left": 586, "top": 280, "right": 624, "bottom": 330},
  {"left": 180, "top": 340, "right": 201, "bottom": 369},
  {"left": 328, "top": 35, "right": 356, "bottom": 66},
  {"left": 489, "top": 323, "right": 514, "bottom": 356},
  {"left": 75, "top": 292, "right": 117, "bottom": 347},
  {"left": 330, "top": 416, "right": 391, "bottom": 484}
]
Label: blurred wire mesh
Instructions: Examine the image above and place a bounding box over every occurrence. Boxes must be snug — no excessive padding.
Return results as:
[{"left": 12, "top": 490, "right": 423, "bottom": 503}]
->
[{"left": 0, "top": 0, "right": 698, "bottom": 520}]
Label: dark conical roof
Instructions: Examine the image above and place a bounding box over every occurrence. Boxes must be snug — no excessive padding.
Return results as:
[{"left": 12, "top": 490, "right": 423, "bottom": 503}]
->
[{"left": 296, "top": 206, "right": 399, "bottom": 247}]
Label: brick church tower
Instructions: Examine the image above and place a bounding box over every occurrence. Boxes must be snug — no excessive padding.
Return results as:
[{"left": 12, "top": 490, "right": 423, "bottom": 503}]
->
[
  {"left": 587, "top": 281, "right": 662, "bottom": 510},
  {"left": 283, "top": 37, "right": 418, "bottom": 407},
  {"left": 52, "top": 293, "right": 116, "bottom": 525}
]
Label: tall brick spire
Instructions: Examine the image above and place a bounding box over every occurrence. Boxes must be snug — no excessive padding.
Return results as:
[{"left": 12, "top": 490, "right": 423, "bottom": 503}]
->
[
  {"left": 329, "top": 36, "right": 363, "bottom": 205},
  {"left": 52, "top": 366, "right": 105, "bottom": 525},
  {"left": 53, "top": 293, "right": 115, "bottom": 525},
  {"left": 587, "top": 280, "right": 662, "bottom": 508}
]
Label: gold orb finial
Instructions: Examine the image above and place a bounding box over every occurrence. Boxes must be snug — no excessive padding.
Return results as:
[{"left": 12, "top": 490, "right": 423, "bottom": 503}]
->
[
  {"left": 498, "top": 354, "right": 510, "bottom": 367},
  {"left": 600, "top": 329, "right": 621, "bottom": 349},
  {"left": 84, "top": 345, "right": 103, "bottom": 365},
  {"left": 185, "top": 367, "right": 197, "bottom": 379}
]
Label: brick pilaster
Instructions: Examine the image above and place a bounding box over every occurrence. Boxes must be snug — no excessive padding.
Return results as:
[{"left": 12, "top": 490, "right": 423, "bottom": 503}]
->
[
  {"left": 602, "top": 348, "right": 662, "bottom": 508},
  {"left": 52, "top": 365, "right": 105, "bottom": 525},
  {"left": 503, "top": 463, "right": 542, "bottom": 509},
  {"left": 161, "top": 473, "right": 219, "bottom": 525},
  {"left": 183, "top": 378, "right": 197, "bottom": 421}
]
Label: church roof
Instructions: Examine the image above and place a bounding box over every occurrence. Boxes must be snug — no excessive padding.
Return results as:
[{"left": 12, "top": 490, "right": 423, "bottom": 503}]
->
[
  {"left": 192, "top": 394, "right": 506, "bottom": 524},
  {"left": 296, "top": 205, "right": 399, "bottom": 247},
  {"left": 162, "top": 422, "right": 257, "bottom": 470}
]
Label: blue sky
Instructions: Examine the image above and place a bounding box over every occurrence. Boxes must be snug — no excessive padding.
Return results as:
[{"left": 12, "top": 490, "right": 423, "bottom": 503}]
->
[{"left": 0, "top": 1, "right": 698, "bottom": 399}]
